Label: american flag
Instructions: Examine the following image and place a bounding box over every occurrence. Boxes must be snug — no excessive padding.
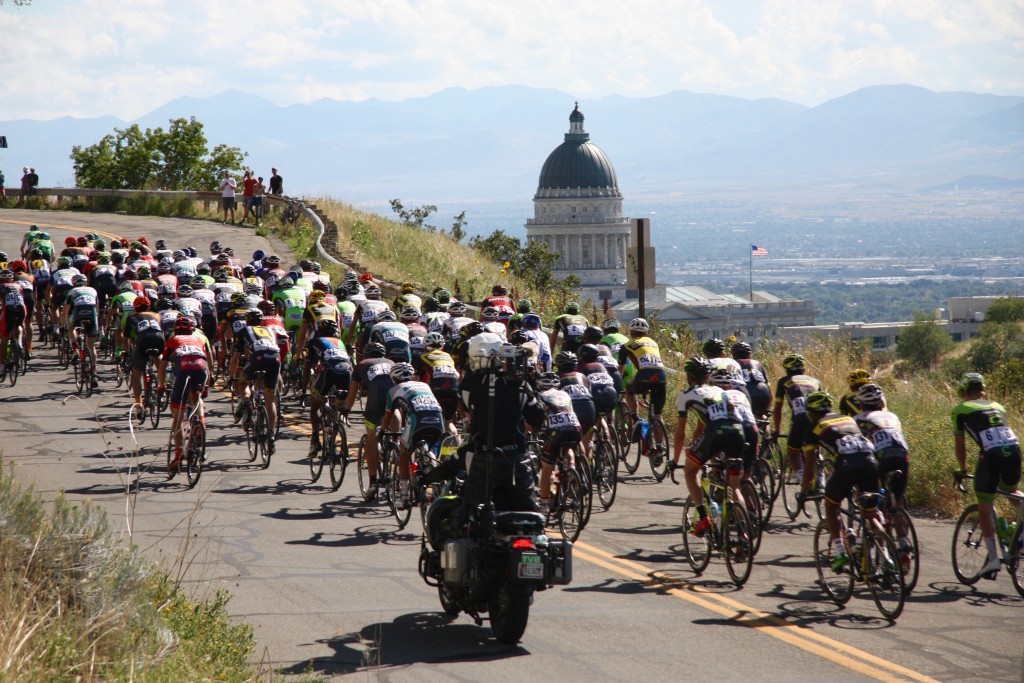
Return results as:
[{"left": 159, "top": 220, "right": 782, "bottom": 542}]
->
[{"left": 751, "top": 245, "right": 768, "bottom": 257}]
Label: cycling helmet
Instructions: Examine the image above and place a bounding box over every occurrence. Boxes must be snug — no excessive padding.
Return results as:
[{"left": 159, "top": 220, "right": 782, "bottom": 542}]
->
[
  {"left": 846, "top": 368, "right": 872, "bottom": 387},
  {"left": 310, "top": 262, "right": 322, "bottom": 274},
  {"left": 481, "top": 306, "right": 499, "bottom": 322},
  {"left": 364, "top": 285, "right": 381, "bottom": 300},
  {"left": 245, "top": 309, "right": 264, "bottom": 325},
  {"left": 243, "top": 282, "right": 262, "bottom": 296},
  {"left": 172, "top": 250, "right": 186, "bottom": 261},
  {"left": 118, "top": 281, "right": 135, "bottom": 293},
  {"left": 683, "top": 356, "right": 712, "bottom": 378},
  {"left": 132, "top": 296, "right": 152, "bottom": 311},
  {"left": 230, "top": 292, "right": 248, "bottom": 306},
  {"left": 521, "top": 313, "right": 541, "bottom": 329},
  {"left": 578, "top": 344, "right": 600, "bottom": 363},
  {"left": 38, "top": 232, "right": 50, "bottom": 241},
  {"left": 29, "top": 248, "right": 42, "bottom": 260},
  {"left": 516, "top": 298, "right": 532, "bottom": 312},
  {"left": 299, "top": 259, "right": 314, "bottom": 271},
  {"left": 804, "top": 391, "right": 834, "bottom": 414},
  {"left": 209, "top": 240, "right": 223, "bottom": 253},
  {"left": 397, "top": 294, "right": 418, "bottom": 308},
  {"left": 265, "top": 254, "right": 281, "bottom": 267},
  {"left": 422, "top": 296, "right": 438, "bottom": 312},
  {"left": 308, "top": 290, "right": 326, "bottom": 304},
  {"left": 289, "top": 265, "right": 303, "bottom": 276},
  {"left": 362, "top": 342, "right": 386, "bottom": 359},
  {"left": 252, "top": 249, "right": 265, "bottom": 261},
  {"left": 155, "top": 239, "right": 167, "bottom": 250},
  {"left": 709, "top": 367, "right": 736, "bottom": 388},
  {"left": 334, "top": 286, "right": 349, "bottom": 302},
  {"left": 64, "top": 236, "right": 77, "bottom": 247},
  {"left": 400, "top": 305, "right": 420, "bottom": 322},
  {"left": 0, "top": 270, "right": 13, "bottom": 283},
  {"left": 28, "top": 225, "right": 38, "bottom": 232},
  {"left": 782, "top": 353, "right": 806, "bottom": 373},
  {"left": 257, "top": 299, "right": 275, "bottom": 314},
  {"left": 213, "top": 269, "right": 229, "bottom": 283},
  {"left": 176, "top": 284, "right": 193, "bottom": 298},
  {"left": 702, "top": 338, "right": 727, "bottom": 357},
  {"left": 188, "top": 276, "right": 206, "bottom": 289},
  {"left": 536, "top": 372, "right": 560, "bottom": 391},
  {"left": 56, "top": 256, "right": 72, "bottom": 269},
  {"left": 628, "top": 317, "right": 650, "bottom": 333},
  {"left": 9, "top": 260, "right": 27, "bottom": 272},
  {"left": 958, "top": 372, "right": 985, "bottom": 394},
  {"left": 87, "top": 250, "right": 100, "bottom": 260},
  {"left": 448, "top": 301, "right": 467, "bottom": 315},
  {"left": 491, "top": 284, "right": 507, "bottom": 296},
  {"left": 376, "top": 309, "right": 397, "bottom": 323},
  {"left": 156, "top": 262, "right": 172, "bottom": 274},
  {"left": 241, "top": 265, "right": 257, "bottom": 278},
  {"left": 122, "top": 269, "right": 138, "bottom": 281},
  {"left": 601, "top": 318, "right": 620, "bottom": 333},
  {"left": 461, "top": 321, "right": 484, "bottom": 339},
  {"left": 136, "top": 265, "right": 151, "bottom": 278},
  {"left": 174, "top": 316, "right": 196, "bottom": 333},
  {"left": 71, "top": 274, "right": 88, "bottom": 287},
  {"left": 731, "top": 341, "right": 752, "bottom": 359},
  {"left": 358, "top": 272, "right": 375, "bottom": 284},
  {"left": 856, "top": 383, "right": 886, "bottom": 409},
  {"left": 401, "top": 282, "right": 415, "bottom": 294},
  {"left": 316, "top": 318, "right": 339, "bottom": 336},
  {"left": 564, "top": 301, "right": 580, "bottom": 315},
  {"left": 582, "top": 325, "right": 603, "bottom": 343},
  {"left": 389, "top": 362, "right": 415, "bottom": 383},
  {"left": 77, "top": 236, "right": 90, "bottom": 247},
  {"left": 424, "top": 332, "right": 445, "bottom": 350},
  {"left": 555, "top": 351, "right": 578, "bottom": 369},
  {"left": 312, "top": 278, "right": 328, "bottom": 292},
  {"left": 97, "top": 253, "right": 111, "bottom": 265},
  {"left": 0, "top": 252, "right": 8, "bottom": 263},
  {"left": 508, "top": 329, "right": 529, "bottom": 345},
  {"left": 435, "top": 289, "right": 452, "bottom": 304},
  {"left": 222, "top": 247, "right": 235, "bottom": 257}
]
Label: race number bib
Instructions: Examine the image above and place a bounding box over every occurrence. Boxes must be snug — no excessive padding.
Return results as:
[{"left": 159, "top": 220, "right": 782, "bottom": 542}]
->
[
  {"left": 411, "top": 394, "right": 440, "bottom": 411},
  {"left": 136, "top": 319, "right": 160, "bottom": 333},
  {"left": 546, "top": 411, "right": 579, "bottom": 428},
  {"left": 836, "top": 434, "right": 872, "bottom": 455},
  {"left": 980, "top": 426, "right": 1019, "bottom": 449},
  {"left": 871, "top": 429, "right": 908, "bottom": 451},
  {"left": 792, "top": 396, "right": 807, "bottom": 416},
  {"left": 587, "top": 372, "right": 613, "bottom": 386},
  {"left": 366, "top": 362, "right": 390, "bottom": 382},
  {"left": 565, "top": 323, "right": 585, "bottom": 338},
  {"left": 637, "top": 353, "right": 663, "bottom": 369},
  {"left": 74, "top": 293, "right": 96, "bottom": 307},
  {"left": 323, "top": 347, "right": 347, "bottom": 361},
  {"left": 5, "top": 291, "right": 24, "bottom": 306},
  {"left": 707, "top": 399, "right": 730, "bottom": 422}
]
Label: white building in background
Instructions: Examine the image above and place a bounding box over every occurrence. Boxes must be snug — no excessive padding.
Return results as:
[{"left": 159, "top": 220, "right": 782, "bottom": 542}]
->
[{"left": 525, "top": 103, "right": 632, "bottom": 303}]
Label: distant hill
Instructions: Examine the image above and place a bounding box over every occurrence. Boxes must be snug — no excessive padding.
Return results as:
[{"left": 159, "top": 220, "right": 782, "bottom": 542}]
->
[{"left": 1, "top": 84, "right": 1021, "bottom": 202}]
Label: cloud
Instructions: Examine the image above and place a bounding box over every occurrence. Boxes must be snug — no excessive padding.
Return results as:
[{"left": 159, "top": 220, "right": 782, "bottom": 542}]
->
[{"left": 0, "top": 0, "right": 1020, "bottom": 120}]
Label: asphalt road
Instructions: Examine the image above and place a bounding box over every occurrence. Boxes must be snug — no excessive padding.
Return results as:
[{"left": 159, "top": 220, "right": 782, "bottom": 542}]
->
[{"left": 1, "top": 210, "right": 1022, "bottom": 682}]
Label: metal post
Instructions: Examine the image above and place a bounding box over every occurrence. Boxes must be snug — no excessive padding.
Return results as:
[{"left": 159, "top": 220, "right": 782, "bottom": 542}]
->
[{"left": 637, "top": 222, "right": 646, "bottom": 319}]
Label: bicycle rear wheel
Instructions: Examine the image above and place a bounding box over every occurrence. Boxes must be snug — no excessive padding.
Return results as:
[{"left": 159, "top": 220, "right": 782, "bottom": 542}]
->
[
  {"left": 866, "top": 530, "right": 905, "bottom": 620},
  {"left": 386, "top": 446, "right": 411, "bottom": 528},
  {"left": 750, "top": 458, "right": 775, "bottom": 523},
  {"left": 648, "top": 418, "right": 670, "bottom": 482},
  {"left": 309, "top": 411, "right": 326, "bottom": 483},
  {"left": 616, "top": 402, "right": 640, "bottom": 474},
  {"left": 256, "top": 404, "right": 271, "bottom": 469},
  {"left": 781, "top": 459, "right": 803, "bottom": 521},
  {"left": 1008, "top": 524, "right": 1024, "bottom": 598},
  {"left": 356, "top": 435, "right": 378, "bottom": 502},
  {"left": 739, "top": 480, "right": 763, "bottom": 557},
  {"left": 7, "top": 343, "right": 20, "bottom": 387},
  {"left": 594, "top": 439, "right": 618, "bottom": 509},
  {"left": 723, "top": 504, "right": 754, "bottom": 586},
  {"left": 185, "top": 420, "right": 206, "bottom": 489},
  {"left": 328, "top": 423, "right": 348, "bottom": 493},
  {"left": 891, "top": 508, "right": 920, "bottom": 593},
  {"left": 814, "top": 520, "right": 853, "bottom": 604},
  {"left": 83, "top": 356, "right": 95, "bottom": 397},
  {"left": 680, "top": 498, "right": 712, "bottom": 574},
  {"left": 575, "top": 454, "right": 594, "bottom": 529},
  {"left": 556, "top": 468, "right": 585, "bottom": 543},
  {"left": 812, "top": 458, "right": 834, "bottom": 522},
  {"left": 951, "top": 504, "right": 985, "bottom": 585}
]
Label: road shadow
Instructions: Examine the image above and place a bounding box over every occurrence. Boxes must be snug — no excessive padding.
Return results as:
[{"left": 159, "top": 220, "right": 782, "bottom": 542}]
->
[
  {"left": 910, "top": 581, "right": 1024, "bottom": 608},
  {"left": 285, "top": 523, "right": 420, "bottom": 549},
  {"left": 276, "top": 611, "right": 529, "bottom": 677}
]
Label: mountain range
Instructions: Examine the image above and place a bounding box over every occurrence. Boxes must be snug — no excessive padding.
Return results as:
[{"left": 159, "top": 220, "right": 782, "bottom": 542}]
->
[{"left": 1, "top": 84, "right": 1021, "bottom": 204}]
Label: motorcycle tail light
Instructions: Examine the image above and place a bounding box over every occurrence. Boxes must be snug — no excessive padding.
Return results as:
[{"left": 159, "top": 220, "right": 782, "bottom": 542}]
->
[{"left": 512, "top": 538, "right": 535, "bottom": 550}]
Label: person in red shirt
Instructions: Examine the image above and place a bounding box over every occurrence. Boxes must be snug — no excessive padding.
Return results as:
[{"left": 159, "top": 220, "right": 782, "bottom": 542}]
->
[
  {"left": 241, "top": 170, "right": 258, "bottom": 224},
  {"left": 157, "top": 316, "right": 211, "bottom": 474}
]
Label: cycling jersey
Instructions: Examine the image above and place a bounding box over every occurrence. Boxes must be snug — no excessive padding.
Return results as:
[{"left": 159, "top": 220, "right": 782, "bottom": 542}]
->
[
  {"left": 386, "top": 380, "right": 444, "bottom": 450},
  {"left": 353, "top": 357, "right": 395, "bottom": 428},
  {"left": 553, "top": 313, "right": 589, "bottom": 352},
  {"left": 421, "top": 311, "right": 449, "bottom": 335},
  {"left": 952, "top": 398, "right": 1021, "bottom": 500},
  {"left": 124, "top": 311, "right": 165, "bottom": 370},
  {"left": 370, "top": 320, "right": 412, "bottom": 363},
  {"left": 0, "top": 283, "right": 27, "bottom": 338},
  {"left": 578, "top": 360, "right": 618, "bottom": 414},
  {"left": 619, "top": 336, "right": 667, "bottom": 415},
  {"left": 677, "top": 384, "right": 746, "bottom": 466},
  {"left": 856, "top": 408, "right": 910, "bottom": 499},
  {"left": 559, "top": 370, "right": 596, "bottom": 434},
  {"left": 735, "top": 357, "right": 772, "bottom": 417},
  {"left": 804, "top": 412, "right": 878, "bottom": 507},
  {"left": 306, "top": 335, "right": 352, "bottom": 400},
  {"left": 775, "top": 373, "right": 823, "bottom": 450},
  {"left": 272, "top": 285, "right": 307, "bottom": 332},
  {"left": 302, "top": 302, "right": 338, "bottom": 328},
  {"left": 66, "top": 285, "right": 100, "bottom": 337},
  {"left": 538, "top": 387, "right": 581, "bottom": 464}
]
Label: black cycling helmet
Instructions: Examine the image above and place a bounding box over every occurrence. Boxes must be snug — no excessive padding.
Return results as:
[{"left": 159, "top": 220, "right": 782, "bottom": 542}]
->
[
  {"left": 578, "top": 344, "right": 600, "bottom": 363},
  {"left": 731, "top": 341, "right": 752, "bottom": 359},
  {"left": 582, "top": 325, "right": 603, "bottom": 343},
  {"left": 362, "top": 342, "right": 386, "bottom": 359},
  {"left": 683, "top": 356, "right": 711, "bottom": 379},
  {"left": 702, "top": 338, "right": 726, "bottom": 357},
  {"left": 555, "top": 351, "right": 578, "bottom": 370},
  {"left": 245, "top": 309, "right": 264, "bottom": 325},
  {"left": 508, "top": 329, "right": 529, "bottom": 345},
  {"left": 536, "top": 372, "right": 560, "bottom": 391},
  {"left": 316, "top": 319, "right": 339, "bottom": 336}
]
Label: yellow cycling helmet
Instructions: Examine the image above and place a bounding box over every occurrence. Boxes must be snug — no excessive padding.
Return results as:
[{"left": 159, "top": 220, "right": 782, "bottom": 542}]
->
[
  {"left": 846, "top": 368, "right": 872, "bottom": 388},
  {"left": 309, "top": 290, "right": 327, "bottom": 304}
]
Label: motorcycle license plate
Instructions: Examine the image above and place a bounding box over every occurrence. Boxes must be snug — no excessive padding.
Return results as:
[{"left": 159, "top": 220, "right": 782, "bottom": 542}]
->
[{"left": 517, "top": 553, "right": 544, "bottom": 580}]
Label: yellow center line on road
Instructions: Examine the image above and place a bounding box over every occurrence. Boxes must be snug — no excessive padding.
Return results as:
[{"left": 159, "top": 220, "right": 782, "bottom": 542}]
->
[
  {"left": 573, "top": 541, "right": 939, "bottom": 683},
  {"left": 0, "top": 217, "right": 125, "bottom": 243}
]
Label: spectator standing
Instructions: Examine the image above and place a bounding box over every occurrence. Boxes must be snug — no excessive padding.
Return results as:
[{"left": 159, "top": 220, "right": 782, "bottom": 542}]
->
[
  {"left": 219, "top": 171, "right": 237, "bottom": 224},
  {"left": 251, "top": 176, "right": 266, "bottom": 226},
  {"left": 241, "top": 171, "right": 257, "bottom": 223},
  {"left": 27, "top": 168, "right": 38, "bottom": 195},
  {"left": 18, "top": 167, "right": 29, "bottom": 206},
  {"left": 0, "top": 169, "right": 6, "bottom": 206},
  {"left": 268, "top": 168, "right": 283, "bottom": 195}
]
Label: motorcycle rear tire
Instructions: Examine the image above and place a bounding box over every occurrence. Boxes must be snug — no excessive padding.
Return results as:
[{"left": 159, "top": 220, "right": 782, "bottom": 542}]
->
[{"left": 489, "top": 584, "right": 531, "bottom": 644}]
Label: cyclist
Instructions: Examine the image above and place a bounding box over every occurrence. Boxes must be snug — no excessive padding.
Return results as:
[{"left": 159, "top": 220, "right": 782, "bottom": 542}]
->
[
  {"left": 108, "top": 281, "right": 140, "bottom": 358},
  {"left": 554, "top": 351, "right": 596, "bottom": 453},
  {"left": 709, "top": 366, "right": 759, "bottom": 477},
  {"left": 296, "top": 289, "right": 339, "bottom": 353},
  {"left": 18, "top": 225, "right": 40, "bottom": 259},
  {"left": 0, "top": 270, "right": 27, "bottom": 377},
  {"left": 702, "top": 338, "right": 742, "bottom": 376},
  {"left": 123, "top": 296, "right": 165, "bottom": 407},
  {"left": 802, "top": 391, "right": 881, "bottom": 571},
  {"left": 333, "top": 285, "right": 357, "bottom": 348},
  {"left": 672, "top": 357, "right": 748, "bottom": 536},
  {"left": 271, "top": 272, "right": 308, "bottom": 346},
  {"left": 731, "top": 341, "right": 773, "bottom": 420},
  {"left": 582, "top": 326, "right": 623, "bottom": 394},
  {"left": 173, "top": 284, "right": 203, "bottom": 327},
  {"left": 380, "top": 362, "right": 445, "bottom": 509},
  {"left": 49, "top": 256, "right": 80, "bottom": 337},
  {"left": 89, "top": 253, "right": 119, "bottom": 313},
  {"left": 854, "top": 383, "right": 913, "bottom": 569},
  {"left": 370, "top": 309, "right": 412, "bottom": 363},
  {"left": 481, "top": 284, "right": 515, "bottom": 325},
  {"left": 303, "top": 319, "right": 352, "bottom": 457},
  {"left": 772, "top": 353, "right": 823, "bottom": 486},
  {"left": 952, "top": 372, "right": 1022, "bottom": 578},
  {"left": 189, "top": 276, "right": 219, "bottom": 342},
  {"left": 415, "top": 331, "right": 460, "bottom": 439},
  {"left": 535, "top": 371, "right": 582, "bottom": 515},
  {"left": 840, "top": 368, "right": 873, "bottom": 416},
  {"left": 230, "top": 309, "right": 283, "bottom": 453},
  {"left": 508, "top": 298, "right": 532, "bottom": 331},
  {"left": 28, "top": 248, "right": 50, "bottom": 340},
  {"left": 419, "top": 296, "right": 448, "bottom": 336},
  {"left": 519, "top": 312, "right": 551, "bottom": 372},
  {"left": 441, "top": 300, "right": 472, "bottom": 348},
  {"left": 349, "top": 284, "right": 388, "bottom": 353},
  {"left": 550, "top": 301, "right": 589, "bottom": 353},
  {"left": 157, "top": 315, "right": 211, "bottom": 473},
  {"left": 578, "top": 343, "right": 619, "bottom": 422},
  {"left": 10, "top": 261, "right": 35, "bottom": 358},
  {"left": 63, "top": 274, "right": 101, "bottom": 387},
  {"left": 401, "top": 305, "right": 428, "bottom": 364},
  {"left": 391, "top": 282, "right": 422, "bottom": 311},
  {"left": 343, "top": 341, "right": 395, "bottom": 495},
  {"left": 619, "top": 317, "right": 667, "bottom": 439}
]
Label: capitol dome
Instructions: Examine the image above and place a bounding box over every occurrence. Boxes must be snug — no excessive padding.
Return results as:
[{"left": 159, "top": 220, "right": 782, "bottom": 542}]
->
[{"left": 535, "top": 103, "right": 622, "bottom": 198}]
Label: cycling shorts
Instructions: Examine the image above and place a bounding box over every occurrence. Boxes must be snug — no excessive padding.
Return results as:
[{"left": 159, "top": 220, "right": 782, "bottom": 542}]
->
[
  {"left": 170, "top": 368, "right": 207, "bottom": 410},
  {"left": 627, "top": 367, "right": 667, "bottom": 416},
  {"left": 20, "top": 290, "right": 34, "bottom": 319},
  {"left": 73, "top": 308, "right": 99, "bottom": 338},
  {"left": 312, "top": 368, "right": 351, "bottom": 402},
  {"left": 363, "top": 391, "right": 388, "bottom": 430},
  {"left": 243, "top": 354, "right": 281, "bottom": 389},
  {"left": 131, "top": 334, "right": 164, "bottom": 371},
  {"left": 542, "top": 426, "right": 581, "bottom": 466},
  {"left": 824, "top": 452, "right": 879, "bottom": 507},
  {"left": 401, "top": 410, "right": 444, "bottom": 451},
  {"left": 747, "top": 383, "right": 773, "bottom": 417},
  {"left": 974, "top": 445, "right": 1022, "bottom": 503},
  {"left": 51, "top": 285, "right": 72, "bottom": 308},
  {"left": 741, "top": 422, "right": 759, "bottom": 473},
  {"left": 571, "top": 400, "right": 596, "bottom": 436},
  {"left": 0, "top": 307, "right": 25, "bottom": 338},
  {"left": 786, "top": 414, "right": 812, "bottom": 451},
  {"left": 875, "top": 451, "right": 909, "bottom": 501},
  {"left": 688, "top": 422, "right": 746, "bottom": 468}
]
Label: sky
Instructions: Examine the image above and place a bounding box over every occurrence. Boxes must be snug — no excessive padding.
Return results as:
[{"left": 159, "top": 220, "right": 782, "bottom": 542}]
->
[{"left": 1, "top": 0, "right": 1022, "bottom": 121}]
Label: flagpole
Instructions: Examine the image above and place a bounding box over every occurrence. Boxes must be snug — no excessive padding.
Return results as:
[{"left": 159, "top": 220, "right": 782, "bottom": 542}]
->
[{"left": 749, "top": 245, "right": 753, "bottom": 301}]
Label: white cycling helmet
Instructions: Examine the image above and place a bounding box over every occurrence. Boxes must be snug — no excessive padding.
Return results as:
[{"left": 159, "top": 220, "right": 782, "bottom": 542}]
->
[{"left": 629, "top": 317, "right": 650, "bottom": 333}]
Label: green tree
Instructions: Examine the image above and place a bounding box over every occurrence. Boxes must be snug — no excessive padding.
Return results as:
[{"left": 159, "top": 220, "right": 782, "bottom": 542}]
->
[
  {"left": 469, "top": 229, "right": 561, "bottom": 291},
  {"left": 985, "top": 297, "right": 1024, "bottom": 323},
  {"left": 71, "top": 117, "right": 246, "bottom": 190},
  {"left": 965, "top": 321, "right": 1024, "bottom": 372},
  {"left": 895, "top": 313, "right": 954, "bottom": 369}
]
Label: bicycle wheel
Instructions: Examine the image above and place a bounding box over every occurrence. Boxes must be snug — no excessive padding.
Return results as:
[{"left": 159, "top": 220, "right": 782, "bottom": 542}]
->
[
  {"left": 814, "top": 520, "right": 854, "bottom": 604},
  {"left": 83, "top": 356, "right": 95, "bottom": 397},
  {"left": 723, "top": 504, "right": 754, "bottom": 586},
  {"left": 274, "top": 391, "right": 283, "bottom": 440},
  {"left": 750, "top": 458, "right": 776, "bottom": 523},
  {"left": 166, "top": 441, "right": 178, "bottom": 480},
  {"left": 356, "top": 435, "right": 378, "bottom": 502},
  {"left": 813, "top": 457, "right": 834, "bottom": 522},
  {"left": 739, "top": 480, "right": 763, "bottom": 557},
  {"left": 781, "top": 458, "right": 803, "bottom": 521},
  {"left": 648, "top": 418, "right": 670, "bottom": 482},
  {"left": 866, "top": 530, "right": 905, "bottom": 620},
  {"left": 1008, "top": 523, "right": 1024, "bottom": 598},
  {"left": 761, "top": 440, "right": 785, "bottom": 502},
  {"left": 575, "top": 454, "right": 594, "bottom": 529},
  {"left": 185, "top": 420, "right": 206, "bottom": 489},
  {"left": 891, "top": 508, "right": 920, "bottom": 593},
  {"left": 594, "top": 440, "right": 618, "bottom": 509},
  {"left": 7, "top": 343, "right": 20, "bottom": 387},
  {"left": 616, "top": 402, "right": 640, "bottom": 474},
  {"left": 951, "top": 504, "right": 985, "bottom": 585},
  {"left": 148, "top": 384, "right": 162, "bottom": 429},
  {"left": 256, "top": 405, "right": 272, "bottom": 469},
  {"left": 328, "top": 423, "right": 348, "bottom": 493},
  {"left": 556, "top": 468, "right": 585, "bottom": 543},
  {"left": 387, "top": 448, "right": 411, "bottom": 529},
  {"left": 73, "top": 351, "right": 85, "bottom": 394},
  {"left": 680, "top": 498, "right": 712, "bottom": 574},
  {"left": 309, "top": 410, "right": 326, "bottom": 483}
]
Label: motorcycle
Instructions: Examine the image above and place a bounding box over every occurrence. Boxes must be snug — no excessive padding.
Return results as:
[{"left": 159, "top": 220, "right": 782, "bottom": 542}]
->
[{"left": 418, "top": 486, "right": 573, "bottom": 644}]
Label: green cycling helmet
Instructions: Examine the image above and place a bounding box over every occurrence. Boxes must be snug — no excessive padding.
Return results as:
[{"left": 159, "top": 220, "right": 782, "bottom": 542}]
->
[
  {"left": 804, "top": 390, "right": 834, "bottom": 413},
  {"left": 782, "top": 353, "right": 806, "bottom": 372}
]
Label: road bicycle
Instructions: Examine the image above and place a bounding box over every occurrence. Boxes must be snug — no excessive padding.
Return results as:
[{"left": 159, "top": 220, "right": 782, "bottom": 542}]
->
[
  {"left": 755, "top": 419, "right": 783, "bottom": 505},
  {"left": 1, "top": 324, "right": 25, "bottom": 387},
  {"left": 951, "top": 471, "right": 1023, "bottom": 596},
  {"left": 378, "top": 432, "right": 408, "bottom": 527},
  {"left": 242, "top": 371, "right": 273, "bottom": 469},
  {"left": 167, "top": 387, "right": 206, "bottom": 489},
  {"left": 57, "top": 326, "right": 71, "bottom": 370},
  {"left": 782, "top": 447, "right": 833, "bottom": 522},
  {"left": 310, "top": 387, "right": 350, "bottom": 492},
  {"left": 619, "top": 394, "right": 670, "bottom": 481},
  {"left": 673, "top": 454, "right": 755, "bottom": 586},
  {"left": 545, "top": 441, "right": 586, "bottom": 542},
  {"left": 590, "top": 410, "right": 619, "bottom": 509},
  {"left": 813, "top": 490, "right": 906, "bottom": 620},
  {"left": 356, "top": 429, "right": 399, "bottom": 504},
  {"left": 141, "top": 350, "right": 164, "bottom": 428},
  {"left": 878, "top": 469, "right": 920, "bottom": 592},
  {"left": 71, "top": 322, "right": 96, "bottom": 397}
]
